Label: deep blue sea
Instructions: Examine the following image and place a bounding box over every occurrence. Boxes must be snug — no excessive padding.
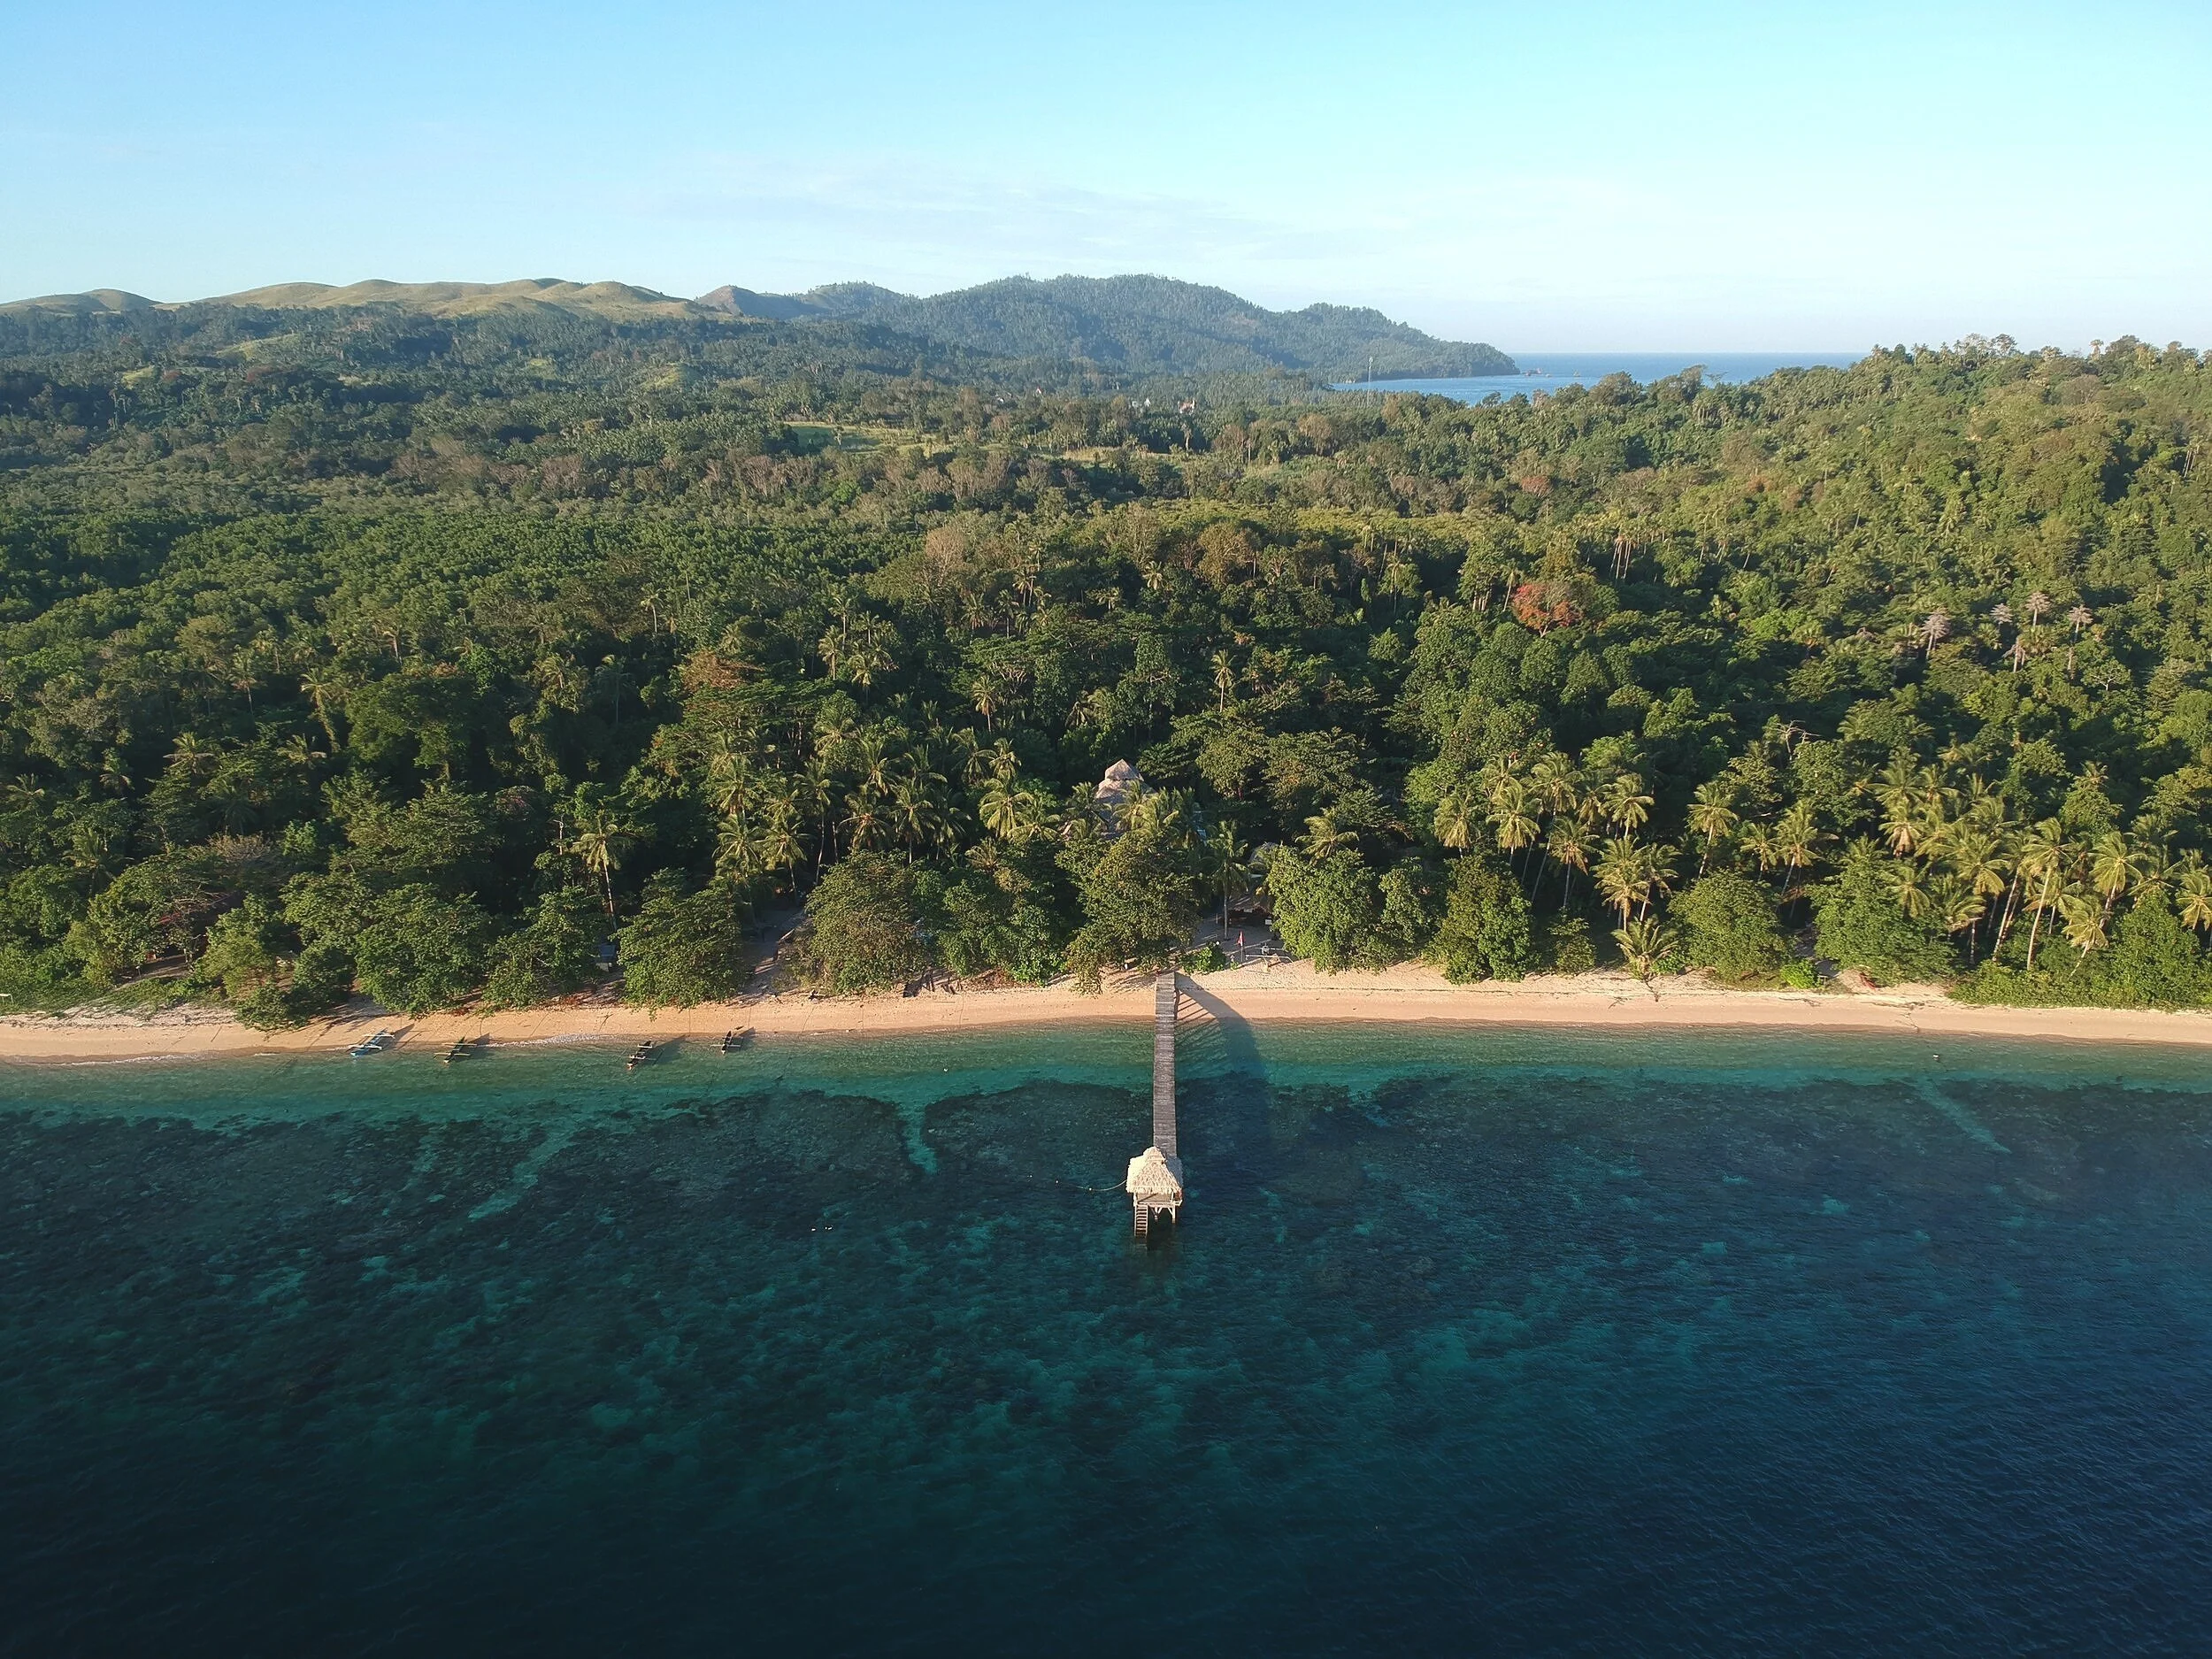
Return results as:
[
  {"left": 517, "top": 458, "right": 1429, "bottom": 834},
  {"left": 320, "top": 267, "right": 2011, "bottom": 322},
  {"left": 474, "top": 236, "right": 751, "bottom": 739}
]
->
[
  {"left": 1340, "top": 351, "right": 1866, "bottom": 403},
  {"left": 5, "top": 1021, "right": 2212, "bottom": 1655}
]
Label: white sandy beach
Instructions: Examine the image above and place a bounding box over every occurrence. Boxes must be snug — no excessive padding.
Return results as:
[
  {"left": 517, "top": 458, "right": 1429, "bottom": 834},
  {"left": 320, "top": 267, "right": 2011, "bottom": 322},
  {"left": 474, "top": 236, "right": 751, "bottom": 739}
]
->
[{"left": 4, "top": 959, "right": 2211, "bottom": 1062}]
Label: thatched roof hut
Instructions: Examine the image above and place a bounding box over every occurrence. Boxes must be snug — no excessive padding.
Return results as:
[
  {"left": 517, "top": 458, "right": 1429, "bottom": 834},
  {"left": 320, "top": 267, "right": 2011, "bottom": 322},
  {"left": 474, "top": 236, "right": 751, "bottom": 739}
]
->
[
  {"left": 1126, "top": 1145, "right": 1184, "bottom": 1208},
  {"left": 1095, "top": 758, "right": 1141, "bottom": 805}
]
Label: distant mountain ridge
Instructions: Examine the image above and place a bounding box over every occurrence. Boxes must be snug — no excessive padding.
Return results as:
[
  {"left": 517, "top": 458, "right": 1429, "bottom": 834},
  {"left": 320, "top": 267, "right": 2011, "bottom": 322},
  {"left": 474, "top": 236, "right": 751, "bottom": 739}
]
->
[
  {"left": 699, "top": 274, "right": 1515, "bottom": 380},
  {"left": 4, "top": 278, "right": 704, "bottom": 326},
  {"left": 2, "top": 273, "right": 1513, "bottom": 381}
]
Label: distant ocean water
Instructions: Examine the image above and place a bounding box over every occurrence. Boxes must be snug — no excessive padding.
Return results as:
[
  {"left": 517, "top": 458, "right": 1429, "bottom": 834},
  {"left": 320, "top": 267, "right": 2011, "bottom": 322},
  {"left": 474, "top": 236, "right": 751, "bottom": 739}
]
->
[
  {"left": 5, "top": 1023, "right": 2212, "bottom": 1655},
  {"left": 1340, "top": 350, "right": 1866, "bottom": 403}
]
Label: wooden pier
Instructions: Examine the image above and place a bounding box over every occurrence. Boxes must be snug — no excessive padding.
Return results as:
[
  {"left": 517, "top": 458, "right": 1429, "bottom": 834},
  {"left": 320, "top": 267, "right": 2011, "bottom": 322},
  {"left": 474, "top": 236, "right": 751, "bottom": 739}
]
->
[{"left": 1126, "top": 968, "right": 1186, "bottom": 1235}]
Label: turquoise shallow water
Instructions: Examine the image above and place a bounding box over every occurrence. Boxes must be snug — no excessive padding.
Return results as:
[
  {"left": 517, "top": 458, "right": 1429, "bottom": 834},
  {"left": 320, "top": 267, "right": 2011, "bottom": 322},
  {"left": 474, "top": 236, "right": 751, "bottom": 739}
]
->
[{"left": 4, "top": 1021, "right": 2212, "bottom": 1654}]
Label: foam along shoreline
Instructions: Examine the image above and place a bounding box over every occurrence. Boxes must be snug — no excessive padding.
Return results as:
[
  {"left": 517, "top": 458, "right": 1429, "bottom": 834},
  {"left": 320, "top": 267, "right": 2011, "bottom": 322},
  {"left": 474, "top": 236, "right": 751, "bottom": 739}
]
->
[{"left": 4, "top": 959, "right": 2212, "bottom": 1064}]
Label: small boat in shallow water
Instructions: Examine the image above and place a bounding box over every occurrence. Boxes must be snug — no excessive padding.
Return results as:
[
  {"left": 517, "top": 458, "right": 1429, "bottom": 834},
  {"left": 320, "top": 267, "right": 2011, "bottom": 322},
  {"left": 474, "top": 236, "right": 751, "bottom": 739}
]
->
[
  {"left": 443, "top": 1037, "right": 478, "bottom": 1065},
  {"left": 720, "top": 1029, "right": 750, "bottom": 1054},
  {"left": 626, "top": 1040, "right": 657, "bottom": 1071},
  {"left": 347, "top": 1030, "right": 393, "bottom": 1057}
]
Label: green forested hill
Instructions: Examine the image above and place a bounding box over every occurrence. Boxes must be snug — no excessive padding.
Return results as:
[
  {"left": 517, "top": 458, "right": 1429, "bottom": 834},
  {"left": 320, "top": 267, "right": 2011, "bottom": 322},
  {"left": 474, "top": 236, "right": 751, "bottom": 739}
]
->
[
  {"left": 703, "top": 273, "right": 1517, "bottom": 380},
  {"left": 5, "top": 272, "right": 1513, "bottom": 384},
  {"left": 0, "top": 304, "right": 2208, "bottom": 1022}
]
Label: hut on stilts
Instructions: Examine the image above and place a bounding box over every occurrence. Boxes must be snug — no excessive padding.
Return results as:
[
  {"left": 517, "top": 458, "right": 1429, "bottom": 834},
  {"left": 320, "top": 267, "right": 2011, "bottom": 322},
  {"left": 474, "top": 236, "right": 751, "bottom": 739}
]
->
[{"left": 1126, "top": 968, "right": 1185, "bottom": 1234}]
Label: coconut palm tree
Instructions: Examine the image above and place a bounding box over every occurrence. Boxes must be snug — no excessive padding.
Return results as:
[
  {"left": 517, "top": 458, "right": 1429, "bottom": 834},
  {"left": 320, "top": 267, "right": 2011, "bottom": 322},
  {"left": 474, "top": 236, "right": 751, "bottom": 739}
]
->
[
  {"left": 1477, "top": 756, "right": 1521, "bottom": 813},
  {"left": 1599, "top": 773, "right": 1653, "bottom": 834},
  {"left": 1886, "top": 861, "right": 1931, "bottom": 919},
  {"left": 1432, "top": 791, "right": 1477, "bottom": 852},
  {"left": 1639, "top": 843, "right": 1679, "bottom": 919},
  {"left": 841, "top": 793, "right": 885, "bottom": 854},
  {"left": 1, "top": 775, "right": 43, "bottom": 825},
  {"left": 2130, "top": 839, "right": 2172, "bottom": 899},
  {"left": 1739, "top": 819, "right": 1779, "bottom": 879},
  {"left": 1773, "top": 802, "right": 1824, "bottom": 895},
  {"left": 705, "top": 753, "right": 752, "bottom": 821},
  {"left": 1941, "top": 826, "right": 2009, "bottom": 956},
  {"left": 572, "top": 810, "right": 634, "bottom": 914},
  {"left": 1529, "top": 750, "right": 1581, "bottom": 820},
  {"left": 1686, "top": 780, "right": 1739, "bottom": 871},
  {"left": 1881, "top": 793, "right": 1927, "bottom": 858},
  {"left": 1872, "top": 753, "right": 1918, "bottom": 817},
  {"left": 2177, "top": 857, "right": 2212, "bottom": 933},
  {"left": 2015, "top": 818, "right": 2070, "bottom": 973},
  {"left": 1490, "top": 781, "right": 1540, "bottom": 875},
  {"left": 979, "top": 776, "right": 1025, "bottom": 841},
  {"left": 715, "top": 812, "right": 761, "bottom": 881},
  {"left": 756, "top": 796, "right": 805, "bottom": 875},
  {"left": 1594, "top": 837, "right": 1644, "bottom": 926},
  {"left": 1596, "top": 837, "right": 1673, "bottom": 924},
  {"left": 1212, "top": 820, "right": 1250, "bottom": 929},
  {"left": 167, "top": 733, "right": 216, "bottom": 779},
  {"left": 1930, "top": 873, "right": 1986, "bottom": 959},
  {"left": 1546, "top": 817, "right": 1592, "bottom": 908},
  {"left": 298, "top": 668, "right": 346, "bottom": 746},
  {"left": 969, "top": 674, "right": 1002, "bottom": 731},
  {"left": 1613, "top": 916, "right": 1671, "bottom": 981},
  {"left": 2088, "top": 831, "right": 2135, "bottom": 914},
  {"left": 851, "top": 731, "right": 895, "bottom": 802},
  {"left": 1301, "top": 809, "right": 1359, "bottom": 859},
  {"left": 892, "top": 770, "right": 943, "bottom": 860},
  {"left": 1945, "top": 826, "right": 2009, "bottom": 901},
  {"left": 797, "top": 758, "right": 836, "bottom": 867},
  {"left": 2059, "top": 890, "right": 2108, "bottom": 964},
  {"left": 818, "top": 607, "right": 895, "bottom": 687}
]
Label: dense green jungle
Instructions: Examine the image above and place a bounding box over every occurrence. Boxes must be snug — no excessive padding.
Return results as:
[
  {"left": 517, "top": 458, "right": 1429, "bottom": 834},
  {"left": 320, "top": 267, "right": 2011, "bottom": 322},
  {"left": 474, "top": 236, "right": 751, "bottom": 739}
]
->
[{"left": 2, "top": 289, "right": 2208, "bottom": 1022}]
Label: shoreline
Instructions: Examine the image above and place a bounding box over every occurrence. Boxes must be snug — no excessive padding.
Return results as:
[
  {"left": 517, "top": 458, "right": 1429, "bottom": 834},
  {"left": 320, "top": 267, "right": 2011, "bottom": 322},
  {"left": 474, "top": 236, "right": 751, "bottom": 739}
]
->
[{"left": 4, "top": 961, "right": 2212, "bottom": 1063}]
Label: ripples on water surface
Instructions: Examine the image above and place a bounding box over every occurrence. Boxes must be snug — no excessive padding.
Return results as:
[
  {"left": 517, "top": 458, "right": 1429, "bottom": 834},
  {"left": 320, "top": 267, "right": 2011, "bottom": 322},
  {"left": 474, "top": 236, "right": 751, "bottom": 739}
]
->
[{"left": 4, "top": 1022, "right": 2210, "bottom": 1655}]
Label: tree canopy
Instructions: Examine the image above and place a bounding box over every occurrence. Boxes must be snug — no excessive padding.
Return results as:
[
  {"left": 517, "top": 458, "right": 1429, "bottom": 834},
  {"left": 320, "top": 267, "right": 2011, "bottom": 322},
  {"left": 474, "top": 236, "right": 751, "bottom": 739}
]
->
[{"left": 1, "top": 298, "right": 2208, "bottom": 1018}]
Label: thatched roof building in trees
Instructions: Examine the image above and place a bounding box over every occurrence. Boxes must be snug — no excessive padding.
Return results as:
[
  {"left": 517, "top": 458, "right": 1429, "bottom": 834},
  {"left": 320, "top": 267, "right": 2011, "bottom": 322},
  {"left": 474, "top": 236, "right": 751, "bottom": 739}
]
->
[{"left": 1095, "top": 759, "right": 1142, "bottom": 835}]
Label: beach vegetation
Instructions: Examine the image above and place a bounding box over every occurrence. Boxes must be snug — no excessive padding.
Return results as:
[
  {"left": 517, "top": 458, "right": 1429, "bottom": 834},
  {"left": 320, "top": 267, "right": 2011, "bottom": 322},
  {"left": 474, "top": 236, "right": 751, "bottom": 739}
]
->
[
  {"left": 792, "top": 853, "right": 933, "bottom": 995},
  {"left": 348, "top": 887, "right": 495, "bottom": 1015},
  {"left": 1429, "top": 855, "right": 1534, "bottom": 983},
  {"left": 1812, "top": 843, "right": 1958, "bottom": 985},
  {"left": 1267, "top": 848, "right": 1390, "bottom": 972},
  {"left": 617, "top": 874, "right": 750, "bottom": 1007},
  {"left": 1058, "top": 791, "right": 1208, "bottom": 989},
  {"left": 1674, "top": 872, "right": 1790, "bottom": 982},
  {"left": 482, "top": 887, "right": 604, "bottom": 1010}
]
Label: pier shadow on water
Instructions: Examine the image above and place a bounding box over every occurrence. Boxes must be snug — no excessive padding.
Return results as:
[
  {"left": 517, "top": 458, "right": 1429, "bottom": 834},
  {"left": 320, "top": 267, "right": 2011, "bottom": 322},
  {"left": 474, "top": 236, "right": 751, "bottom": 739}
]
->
[{"left": 1172, "top": 977, "right": 1277, "bottom": 1207}]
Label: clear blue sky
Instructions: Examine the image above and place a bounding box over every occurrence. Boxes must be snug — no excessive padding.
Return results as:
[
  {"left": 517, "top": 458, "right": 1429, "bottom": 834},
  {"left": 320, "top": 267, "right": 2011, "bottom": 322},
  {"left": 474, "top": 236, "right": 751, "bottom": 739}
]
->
[{"left": 4, "top": 0, "right": 2207, "bottom": 349}]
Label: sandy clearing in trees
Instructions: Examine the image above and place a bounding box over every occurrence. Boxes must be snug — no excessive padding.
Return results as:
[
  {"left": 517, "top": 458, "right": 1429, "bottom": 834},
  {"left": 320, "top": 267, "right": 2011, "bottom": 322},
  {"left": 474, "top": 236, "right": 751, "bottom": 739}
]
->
[{"left": 4, "top": 959, "right": 2212, "bottom": 1064}]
